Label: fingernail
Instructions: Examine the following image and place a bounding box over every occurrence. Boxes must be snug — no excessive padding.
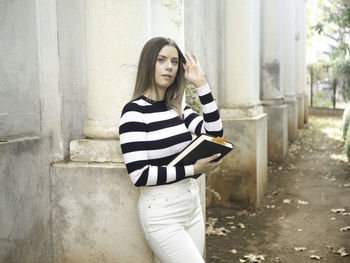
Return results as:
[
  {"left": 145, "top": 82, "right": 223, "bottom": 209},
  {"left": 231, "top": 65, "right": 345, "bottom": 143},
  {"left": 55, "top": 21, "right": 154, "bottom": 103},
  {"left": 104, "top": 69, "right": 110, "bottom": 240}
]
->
[{"left": 217, "top": 153, "right": 221, "bottom": 157}]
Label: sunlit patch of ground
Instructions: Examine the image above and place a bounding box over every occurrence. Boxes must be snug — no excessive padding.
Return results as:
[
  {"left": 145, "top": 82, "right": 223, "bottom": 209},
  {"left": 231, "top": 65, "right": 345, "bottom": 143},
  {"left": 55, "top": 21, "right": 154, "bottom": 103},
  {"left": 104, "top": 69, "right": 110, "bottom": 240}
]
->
[{"left": 206, "top": 114, "right": 350, "bottom": 263}]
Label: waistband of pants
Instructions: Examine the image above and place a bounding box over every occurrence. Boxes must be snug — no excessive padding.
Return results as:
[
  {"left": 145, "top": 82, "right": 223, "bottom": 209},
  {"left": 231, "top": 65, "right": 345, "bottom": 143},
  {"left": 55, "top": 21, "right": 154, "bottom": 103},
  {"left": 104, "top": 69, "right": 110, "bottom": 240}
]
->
[{"left": 140, "top": 178, "right": 197, "bottom": 195}]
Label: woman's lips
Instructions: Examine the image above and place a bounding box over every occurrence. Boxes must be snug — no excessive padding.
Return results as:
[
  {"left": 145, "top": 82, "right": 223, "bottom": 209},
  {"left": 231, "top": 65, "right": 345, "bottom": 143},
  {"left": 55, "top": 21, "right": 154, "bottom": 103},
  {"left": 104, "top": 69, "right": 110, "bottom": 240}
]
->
[{"left": 162, "top": 74, "right": 172, "bottom": 79}]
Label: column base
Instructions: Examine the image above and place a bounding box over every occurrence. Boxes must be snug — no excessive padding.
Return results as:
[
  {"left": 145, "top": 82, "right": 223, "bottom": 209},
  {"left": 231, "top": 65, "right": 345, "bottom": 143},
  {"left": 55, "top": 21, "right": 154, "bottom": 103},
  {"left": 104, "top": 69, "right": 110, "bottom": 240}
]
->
[
  {"left": 263, "top": 104, "right": 288, "bottom": 162},
  {"left": 70, "top": 139, "right": 123, "bottom": 162},
  {"left": 52, "top": 161, "right": 207, "bottom": 263},
  {"left": 296, "top": 94, "right": 305, "bottom": 129},
  {"left": 304, "top": 92, "right": 309, "bottom": 124},
  {"left": 51, "top": 162, "right": 153, "bottom": 262},
  {"left": 210, "top": 112, "right": 268, "bottom": 208},
  {"left": 284, "top": 97, "right": 298, "bottom": 142}
]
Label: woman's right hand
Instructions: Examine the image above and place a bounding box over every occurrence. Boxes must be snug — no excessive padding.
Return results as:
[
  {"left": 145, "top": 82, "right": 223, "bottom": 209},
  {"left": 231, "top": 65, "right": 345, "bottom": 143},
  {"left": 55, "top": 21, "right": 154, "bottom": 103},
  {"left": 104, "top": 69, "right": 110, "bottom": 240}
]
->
[{"left": 193, "top": 153, "right": 222, "bottom": 174}]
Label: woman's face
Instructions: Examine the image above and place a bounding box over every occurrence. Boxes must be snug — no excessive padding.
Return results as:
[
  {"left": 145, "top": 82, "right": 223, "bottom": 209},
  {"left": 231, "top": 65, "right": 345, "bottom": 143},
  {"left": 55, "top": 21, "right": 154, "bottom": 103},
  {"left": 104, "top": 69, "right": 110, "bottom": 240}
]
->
[{"left": 154, "top": 45, "right": 179, "bottom": 91}]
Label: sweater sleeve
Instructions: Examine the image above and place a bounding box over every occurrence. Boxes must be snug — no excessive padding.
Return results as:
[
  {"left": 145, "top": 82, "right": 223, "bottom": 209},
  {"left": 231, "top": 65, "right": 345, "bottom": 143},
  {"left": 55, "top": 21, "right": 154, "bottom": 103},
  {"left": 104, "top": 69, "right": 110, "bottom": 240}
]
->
[
  {"left": 183, "top": 83, "right": 223, "bottom": 137},
  {"left": 119, "top": 103, "right": 195, "bottom": 187}
]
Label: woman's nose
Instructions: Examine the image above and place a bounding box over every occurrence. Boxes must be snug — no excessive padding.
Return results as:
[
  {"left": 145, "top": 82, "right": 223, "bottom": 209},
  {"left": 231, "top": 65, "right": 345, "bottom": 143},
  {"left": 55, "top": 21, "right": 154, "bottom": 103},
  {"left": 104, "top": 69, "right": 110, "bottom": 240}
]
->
[{"left": 165, "top": 60, "right": 172, "bottom": 70}]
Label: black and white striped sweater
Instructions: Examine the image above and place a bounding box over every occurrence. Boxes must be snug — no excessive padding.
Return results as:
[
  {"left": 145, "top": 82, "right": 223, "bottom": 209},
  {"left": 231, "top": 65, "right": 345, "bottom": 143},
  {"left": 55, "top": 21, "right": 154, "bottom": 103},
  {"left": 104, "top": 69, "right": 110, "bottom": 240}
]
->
[{"left": 119, "top": 84, "right": 223, "bottom": 187}]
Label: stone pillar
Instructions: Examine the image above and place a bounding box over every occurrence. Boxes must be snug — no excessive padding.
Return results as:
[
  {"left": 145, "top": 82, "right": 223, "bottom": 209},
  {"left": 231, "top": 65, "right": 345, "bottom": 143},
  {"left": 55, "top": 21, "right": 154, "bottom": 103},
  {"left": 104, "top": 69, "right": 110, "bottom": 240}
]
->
[
  {"left": 261, "top": 0, "right": 288, "bottom": 162},
  {"left": 71, "top": 0, "right": 151, "bottom": 162},
  {"left": 53, "top": 1, "right": 155, "bottom": 262},
  {"left": 282, "top": 0, "right": 298, "bottom": 142},
  {"left": 301, "top": 0, "right": 309, "bottom": 124},
  {"left": 295, "top": 0, "right": 305, "bottom": 128},
  {"left": 184, "top": 0, "right": 222, "bottom": 103},
  {"left": 210, "top": 0, "right": 268, "bottom": 208},
  {"left": 151, "top": 0, "right": 184, "bottom": 49}
]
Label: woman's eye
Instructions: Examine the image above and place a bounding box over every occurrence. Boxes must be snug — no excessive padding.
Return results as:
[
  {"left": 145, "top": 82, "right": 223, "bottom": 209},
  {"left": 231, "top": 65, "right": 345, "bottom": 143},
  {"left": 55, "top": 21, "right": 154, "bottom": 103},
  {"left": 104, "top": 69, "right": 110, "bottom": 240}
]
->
[
  {"left": 172, "top": 60, "right": 178, "bottom": 65},
  {"left": 157, "top": 58, "right": 164, "bottom": 62}
]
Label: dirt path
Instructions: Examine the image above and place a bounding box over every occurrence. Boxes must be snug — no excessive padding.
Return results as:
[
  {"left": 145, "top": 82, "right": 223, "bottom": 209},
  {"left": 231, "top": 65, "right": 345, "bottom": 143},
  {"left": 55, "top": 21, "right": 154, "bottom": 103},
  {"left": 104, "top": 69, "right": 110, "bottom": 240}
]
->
[{"left": 206, "top": 115, "right": 350, "bottom": 263}]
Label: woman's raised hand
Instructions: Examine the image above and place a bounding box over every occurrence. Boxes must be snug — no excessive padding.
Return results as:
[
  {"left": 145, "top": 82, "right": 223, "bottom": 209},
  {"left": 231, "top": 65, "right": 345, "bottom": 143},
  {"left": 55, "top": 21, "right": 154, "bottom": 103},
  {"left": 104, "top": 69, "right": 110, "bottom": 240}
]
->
[{"left": 182, "top": 53, "right": 208, "bottom": 88}]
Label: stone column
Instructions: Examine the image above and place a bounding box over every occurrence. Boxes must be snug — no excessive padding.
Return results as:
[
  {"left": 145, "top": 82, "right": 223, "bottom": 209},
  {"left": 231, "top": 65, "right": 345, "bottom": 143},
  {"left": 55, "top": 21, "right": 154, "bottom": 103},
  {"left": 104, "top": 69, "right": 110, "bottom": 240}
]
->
[
  {"left": 70, "top": 0, "right": 151, "bottom": 162},
  {"left": 261, "top": 0, "right": 288, "bottom": 162},
  {"left": 295, "top": 0, "right": 305, "bottom": 128},
  {"left": 184, "top": 0, "right": 222, "bottom": 103},
  {"left": 301, "top": 0, "right": 309, "bottom": 123},
  {"left": 210, "top": 0, "right": 268, "bottom": 208},
  {"left": 53, "top": 1, "right": 155, "bottom": 262},
  {"left": 151, "top": 0, "right": 184, "bottom": 49},
  {"left": 282, "top": 0, "right": 298, "bottom": 141}
]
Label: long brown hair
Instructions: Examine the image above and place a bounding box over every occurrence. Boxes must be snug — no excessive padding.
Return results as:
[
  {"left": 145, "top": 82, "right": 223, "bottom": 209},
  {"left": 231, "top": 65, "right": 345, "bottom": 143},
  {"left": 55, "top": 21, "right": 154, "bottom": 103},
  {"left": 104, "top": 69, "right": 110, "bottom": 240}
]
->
[{"left": 132, "top": 37, "right": 186, "bottom": 117}]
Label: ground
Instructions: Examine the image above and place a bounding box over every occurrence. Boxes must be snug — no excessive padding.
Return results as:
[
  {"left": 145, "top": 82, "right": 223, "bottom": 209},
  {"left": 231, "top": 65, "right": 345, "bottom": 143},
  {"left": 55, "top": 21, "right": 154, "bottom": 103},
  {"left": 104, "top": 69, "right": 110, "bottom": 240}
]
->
[{"left": 206, "top": 115, "right": 350, "bottom": 263}]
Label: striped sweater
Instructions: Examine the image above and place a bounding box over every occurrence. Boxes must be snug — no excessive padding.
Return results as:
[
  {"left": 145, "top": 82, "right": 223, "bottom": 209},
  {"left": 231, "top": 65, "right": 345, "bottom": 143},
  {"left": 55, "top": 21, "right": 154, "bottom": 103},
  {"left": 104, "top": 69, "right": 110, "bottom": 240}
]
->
[{"left": 119, "top": 84, "right": 223, "bottom": 187}]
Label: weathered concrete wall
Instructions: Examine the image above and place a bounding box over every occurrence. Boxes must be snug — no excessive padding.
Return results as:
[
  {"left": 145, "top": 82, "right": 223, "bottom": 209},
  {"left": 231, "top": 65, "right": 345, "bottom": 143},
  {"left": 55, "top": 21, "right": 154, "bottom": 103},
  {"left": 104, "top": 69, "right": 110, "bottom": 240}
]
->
[
  {"left": 304, "top": 93, "right": 309, "bottom": 123},
  {"left": 285, "top": 98, "right": 298, "bottom": 142},
  {"left": 309, "top": 107, "right": 344, "bottom": 117},
  {"left": 51, "top": 162, "right": 207, "bottom": 263},
  {"left": 56, "top": 0, "right": 87, "bottom": 154},
  {"left": 51, "top": 163, "right": 152, "bottom": 263},
  {"left": 263, "top": 105, "right": 288, "bottom": 162},
  {"left": 297, "top": 94, "right": 305, "bottom": 128},
  {"left": 0, "top": 1, "right": 41, "bottom": 138},
  {"left": 210, "top": 114, "right": 268, "bottom": 208},
  {"left": 0, "top": 1, "right": 54, "bottom": 262},
  {"left": 0, "top": 138, "right": 52, "bottom": 263}
]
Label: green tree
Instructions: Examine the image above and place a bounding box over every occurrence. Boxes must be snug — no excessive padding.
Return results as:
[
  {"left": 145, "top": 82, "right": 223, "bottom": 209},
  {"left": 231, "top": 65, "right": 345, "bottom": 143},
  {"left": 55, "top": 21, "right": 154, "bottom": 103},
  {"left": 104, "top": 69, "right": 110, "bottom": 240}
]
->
[{"left": 314, "top": 0, "right": 350, "bottom": 59}]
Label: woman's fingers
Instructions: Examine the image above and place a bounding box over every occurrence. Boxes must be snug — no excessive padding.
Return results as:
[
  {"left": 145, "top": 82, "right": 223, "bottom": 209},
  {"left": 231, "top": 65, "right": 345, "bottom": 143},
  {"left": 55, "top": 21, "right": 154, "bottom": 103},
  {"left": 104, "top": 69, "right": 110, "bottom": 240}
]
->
[
  {"left": 191, "top": 53, "right": 199, "bottom": 64},
  {"left": 204, "top": 153, "right": 221, "bottom": 163},
  {"left": 184, "top": 53, "right": 191, "bottom": 65},
  {"left": 185, "top": 52, "right": 195, "bottom": 65}
]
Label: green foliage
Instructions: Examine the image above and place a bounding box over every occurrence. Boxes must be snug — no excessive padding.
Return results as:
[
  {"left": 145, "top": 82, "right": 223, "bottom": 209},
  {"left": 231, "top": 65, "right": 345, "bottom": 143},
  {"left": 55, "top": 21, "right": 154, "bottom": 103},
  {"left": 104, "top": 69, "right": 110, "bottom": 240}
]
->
[
  {"left": 312, "top": 0, "right": 350, "bottom": 59},
  {"left": 308, "top": 59, "right": 350, "bottom": 102},
  {"left": 185, "top": 82, "right": 202, "bottom": 114},
  {"left": 313, "top": 92, "right": 333, "bottom": 107},
  {"left": 206, "top": 166, "right": 222, "bottom": 200}
]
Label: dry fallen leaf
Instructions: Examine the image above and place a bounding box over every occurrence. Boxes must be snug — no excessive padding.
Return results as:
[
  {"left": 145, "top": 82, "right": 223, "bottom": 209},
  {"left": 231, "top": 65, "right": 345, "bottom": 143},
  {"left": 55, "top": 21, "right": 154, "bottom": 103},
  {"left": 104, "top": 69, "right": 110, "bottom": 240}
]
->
[
  {"left": 237, "top": 210, "right": 248, "bottom": 216},
  {"left": 310, "top": 255, "right": 322, "bottom": 260},
  {"left": 331, "top": 208, "right": 346, "bottom": 213},
  {"left": 238, "top": 223, "right": 246, "bottom": 229},
  {"left": 206, "top": 217, "right": 231, "bottom": 236},
  {"left": 294, "top": 247, "right": 307, "bottom": 251},
  {"left": 283, "top": 199, "right": 292, "bottom": 204},
  {"left": 226, "top": 215, "right": 235, "bottom": 219},
  {"left": 298, "top": 200, "right": 309, "bottom": 205},
  {"left": 337, "top": 247, "right": 349, "bottom": 257},
  {"left": 241, "top": 253, "right": 265, "bottom": 263},
  {"left": 340, "top": 226, "right": 350, "bottom": 232},
  {"left": 266, "top": 205, "right": 276, "bottom": 209},
  {"left": 215, "top": 227, "right": 230, "bottom": 236},
  {"left": 230, "top": 249, "right": 237, "bottom": 254}
]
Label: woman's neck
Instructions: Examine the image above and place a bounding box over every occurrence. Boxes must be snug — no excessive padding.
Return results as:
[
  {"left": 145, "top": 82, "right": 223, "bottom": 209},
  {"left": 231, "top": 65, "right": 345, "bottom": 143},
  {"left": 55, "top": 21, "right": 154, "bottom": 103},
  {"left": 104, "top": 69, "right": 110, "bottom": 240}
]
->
[{"left": 144, "top": 87, "right": 166, "bottom": 101}]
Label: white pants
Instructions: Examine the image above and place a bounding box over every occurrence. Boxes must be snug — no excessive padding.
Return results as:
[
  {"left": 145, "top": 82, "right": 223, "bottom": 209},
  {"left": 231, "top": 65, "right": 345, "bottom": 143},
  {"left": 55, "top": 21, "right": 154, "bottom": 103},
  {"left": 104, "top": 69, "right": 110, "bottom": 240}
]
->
[{"left": 138, "top": 178, "right": 205, "bottom": 263}]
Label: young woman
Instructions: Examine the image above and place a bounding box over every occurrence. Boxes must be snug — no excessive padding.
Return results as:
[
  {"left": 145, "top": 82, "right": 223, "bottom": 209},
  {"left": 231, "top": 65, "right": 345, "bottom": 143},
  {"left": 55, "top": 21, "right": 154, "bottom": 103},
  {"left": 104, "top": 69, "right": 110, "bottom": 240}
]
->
[{"left": 119, "top": 37, "right": 223, "bottom": 263}]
